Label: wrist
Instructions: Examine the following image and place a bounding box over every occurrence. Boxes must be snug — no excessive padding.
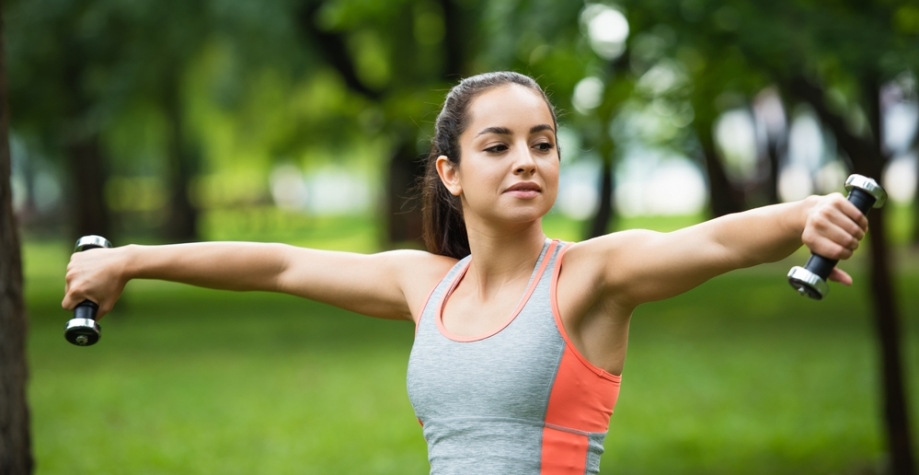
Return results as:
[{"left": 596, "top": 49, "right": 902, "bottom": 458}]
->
[{"left": 119, "top": 244, "right": 141, "bottom": 282}]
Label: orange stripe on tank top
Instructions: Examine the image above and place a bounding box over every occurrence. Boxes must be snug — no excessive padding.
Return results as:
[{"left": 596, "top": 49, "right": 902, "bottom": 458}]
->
[{"left": 540, "top": 244, "right": 621, "bottom": 474}]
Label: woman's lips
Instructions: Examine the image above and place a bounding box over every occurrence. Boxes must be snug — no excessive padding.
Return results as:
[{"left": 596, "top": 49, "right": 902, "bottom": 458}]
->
[{"left": 505, "top": 182, "right": 541, "bottom": 198}]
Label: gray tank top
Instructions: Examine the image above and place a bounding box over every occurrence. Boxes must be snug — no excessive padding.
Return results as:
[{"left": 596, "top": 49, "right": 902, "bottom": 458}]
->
[{"left": 407, "top": 239, "right": 622, "bottom": 475}]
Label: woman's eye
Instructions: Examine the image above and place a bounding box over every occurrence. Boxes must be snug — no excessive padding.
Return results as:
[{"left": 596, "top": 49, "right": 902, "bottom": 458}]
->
[
  {"left": 485, "top": 144, "right": 508, "bottom": 153},
  {"left": 534, "top": 142, "right": 554, "bottom": 152}
]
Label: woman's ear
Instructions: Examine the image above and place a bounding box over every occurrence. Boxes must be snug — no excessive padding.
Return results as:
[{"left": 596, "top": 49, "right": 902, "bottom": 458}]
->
[{"left": 435, "top": 155, "right": 462, "bottom": 196}]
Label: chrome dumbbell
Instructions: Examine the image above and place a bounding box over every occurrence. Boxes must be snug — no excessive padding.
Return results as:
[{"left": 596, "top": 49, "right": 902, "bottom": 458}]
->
[
  {"left": 787, "top": 174, "right": 886, "bottom": 300},
  {"left": 64, "top": 235, "right": 113, "bottom": 346}
]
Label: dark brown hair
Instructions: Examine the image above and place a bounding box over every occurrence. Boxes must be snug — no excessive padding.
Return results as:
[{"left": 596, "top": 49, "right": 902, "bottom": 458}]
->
[{"left": 421, "top": 72, "right": 559, "bottom": 259}]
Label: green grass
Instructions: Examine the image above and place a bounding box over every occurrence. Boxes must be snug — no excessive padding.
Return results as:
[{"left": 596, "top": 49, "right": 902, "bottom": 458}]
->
[{"left": 22, "top": 225, "right": 919, "bottom": 475}]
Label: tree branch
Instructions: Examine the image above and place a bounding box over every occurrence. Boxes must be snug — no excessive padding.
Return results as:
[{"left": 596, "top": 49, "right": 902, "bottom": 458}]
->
[
  {"left": 784, "top": 76, "right": 881, "bottom": 175},
  {"left": 295, "top": 2, "right": 383, "bottom": 101}
]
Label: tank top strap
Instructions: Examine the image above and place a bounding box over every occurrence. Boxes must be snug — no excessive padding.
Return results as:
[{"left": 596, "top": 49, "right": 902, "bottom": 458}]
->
[
  {"left": 416, "top": 239, "right": 564, "bottom": 334},
  {"left": 416, "top": 254, "right": 471, "bottom": 332},
  {"left": 535, "top": 239, "right": 566, "bottom": 288}
]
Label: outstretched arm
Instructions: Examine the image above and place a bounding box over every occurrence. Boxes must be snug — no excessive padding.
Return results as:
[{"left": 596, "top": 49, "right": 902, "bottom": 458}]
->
[
  {"left": 569, "top": 193, "right": 868, "bottom": 309},
  {"left": 62, "top": 242, "right": 454, "bottom": 321}
]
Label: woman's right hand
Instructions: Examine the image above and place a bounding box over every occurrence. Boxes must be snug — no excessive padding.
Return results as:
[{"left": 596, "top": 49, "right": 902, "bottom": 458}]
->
[{"left": 62, "top": 246, "right": 130, "bottom": 320}]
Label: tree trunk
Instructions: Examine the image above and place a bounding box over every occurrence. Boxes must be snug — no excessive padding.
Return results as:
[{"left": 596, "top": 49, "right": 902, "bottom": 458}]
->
[
  {"left": 385, "top": 138, "right": 424, "bottom": 244},
  {"left": 757, "top": 91, "right": 784, "bottom": 206},
  {"left": 866, "top": 205, "right": 916, "bottom": 475},
  {"left": 861, "top": 76, "right": 916, "bottom": 475},
  {"left": 62, "top": 54, "right": 110, "bottom": 240},
  {"left": 163, "top": 77, "right": 198, "bottom": 242},
  {"left": 586, "top": 142, "right": 614, "bottom": 238},
  {"left": 0, "top": 1, "right": 34, "bottom": 470},
  {"left": 439, "top": 0, "right": 466, "bottom": 80},
  {"left": 788, "top": 75, "right": 915, "bottom": 475},
  {"left": 694, "top": 118, "right": 746, "bottom": 217},
  {"left": 65, "top": 136, "right": 110, "bottom": 239},
  {"left": 911, "top": 122, "right": 919, "bottom": 247},
  {"left": 763, "top": 135, "right": 781, "bottom": 205}
]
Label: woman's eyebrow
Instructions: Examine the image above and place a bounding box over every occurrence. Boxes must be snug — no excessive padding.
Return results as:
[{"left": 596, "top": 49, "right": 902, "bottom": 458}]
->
[
  {"left": 475, "top": 124, "right": 554, "bottom": 137},
  {"left": 476, "top": 126, "right": 512, "bottom": 137}
]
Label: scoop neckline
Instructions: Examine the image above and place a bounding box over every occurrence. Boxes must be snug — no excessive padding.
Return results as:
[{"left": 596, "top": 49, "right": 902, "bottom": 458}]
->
[{"left": 435, "top": 239, "right": 557, "bottom": 342}]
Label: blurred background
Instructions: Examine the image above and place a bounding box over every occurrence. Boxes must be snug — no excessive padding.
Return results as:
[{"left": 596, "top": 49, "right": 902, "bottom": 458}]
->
[{"left": 3, "top": 0, "right": 919, "bottom": 474}]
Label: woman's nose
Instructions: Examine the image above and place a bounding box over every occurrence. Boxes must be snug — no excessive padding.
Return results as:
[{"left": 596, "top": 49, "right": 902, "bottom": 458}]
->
[{"left": 513, "top": 149, "right": 537, "bottom": 175}]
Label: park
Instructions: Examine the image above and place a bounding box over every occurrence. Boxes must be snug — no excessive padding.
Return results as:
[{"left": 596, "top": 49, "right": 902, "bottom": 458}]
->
[{"left": 2, "top": 0, "right": 918, "bottom": 474}]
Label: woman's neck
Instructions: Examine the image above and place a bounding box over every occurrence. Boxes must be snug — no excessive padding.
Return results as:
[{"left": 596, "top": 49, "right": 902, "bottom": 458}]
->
[{"left": 462, "top": 220, "right": 547, "bottom": 300}]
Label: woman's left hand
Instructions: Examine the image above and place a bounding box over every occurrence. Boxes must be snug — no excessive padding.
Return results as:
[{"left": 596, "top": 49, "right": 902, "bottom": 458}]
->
[{"left": 800, "top": 193, "right": 869, "bottom": 285}]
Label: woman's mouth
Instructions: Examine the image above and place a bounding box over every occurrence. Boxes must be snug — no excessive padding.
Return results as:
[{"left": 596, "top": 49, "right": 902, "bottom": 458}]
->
[{"left": 505, "top": 182, "right": 541, "bottom": 198}]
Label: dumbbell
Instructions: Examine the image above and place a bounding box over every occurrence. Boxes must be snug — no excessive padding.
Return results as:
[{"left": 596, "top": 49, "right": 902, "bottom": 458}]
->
[
  {"left": 787, "top": 174, "right": 886, "bottom": 300},
  {"left": 64, "top": 235, "right": 113, "bottom": 346}
]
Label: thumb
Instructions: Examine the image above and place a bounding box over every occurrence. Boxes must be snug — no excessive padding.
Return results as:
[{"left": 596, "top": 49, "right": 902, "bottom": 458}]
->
[{"left": 826, "top": 267, "right": 853, "bottom": 286}]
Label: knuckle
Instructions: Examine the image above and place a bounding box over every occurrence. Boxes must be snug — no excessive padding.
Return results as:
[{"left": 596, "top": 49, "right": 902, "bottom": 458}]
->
[{"left": 835, "top": 243, "right": 853, "bottom": 259}]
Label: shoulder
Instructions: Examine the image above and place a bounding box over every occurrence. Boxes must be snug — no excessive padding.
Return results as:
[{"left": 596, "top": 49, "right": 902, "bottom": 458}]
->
[
  {"left": 561, "top": 229, "right": 662, "bottom": 275},
  {"left": 558, "top": 229, "right": 664, "bottom": 302},
  {"left": 378, "top": 249, "right": 459, "bottom": 321},
  {"left": 379, "top": 249, "right": 458, "bottom": 276}
]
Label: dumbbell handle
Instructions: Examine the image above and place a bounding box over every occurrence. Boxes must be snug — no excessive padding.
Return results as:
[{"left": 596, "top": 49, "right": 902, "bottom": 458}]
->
[
  {"left": 65, "top": 235, "right": 112, "bottom": 346},
  {"left": 72, "top": 235, "right": 111, "bottom": 316},
  {"left": 801, "top": 187, "right": 877, "bottom": 278},
  {"left": 73, "top": 300, "right": 100, "bottom": 320},
  {"left": 787, "top": 174, "right": 885, "bottom": 300}
]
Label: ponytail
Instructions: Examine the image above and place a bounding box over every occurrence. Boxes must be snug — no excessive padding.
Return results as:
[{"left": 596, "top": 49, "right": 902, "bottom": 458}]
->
[{"left": 422, "top": 156, "right": 469, "bottom": 258}]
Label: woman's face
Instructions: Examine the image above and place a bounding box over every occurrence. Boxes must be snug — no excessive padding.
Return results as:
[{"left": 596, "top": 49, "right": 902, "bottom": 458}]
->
[{"left": 437, "top": 84, "right": 560, "bottom": 228}]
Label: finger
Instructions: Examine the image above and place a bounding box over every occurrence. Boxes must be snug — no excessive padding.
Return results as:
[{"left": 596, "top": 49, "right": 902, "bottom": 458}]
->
[
  {"left": 804, "top": 226, "right": 857, "bottom": 259},
  {"left": 61, "top": 294, "right": 93, "bottom": 312},
  {"left": 96, "top": 302, "right": 112, "bottom": 320},
  {"left": 827, "top": 267, "right": 853, "bottom": 286},
  {"left": 61, "top": 291, "right": 79, "bottom": 311},
  {"left": 834, "top": 198, "right": 869, "bottom": 236},
  {"left": 811, "top": 211, "right": 864, "bottom": 255},
  {"left": 820, "top": 198, "right": 864, "bottom": 233}
]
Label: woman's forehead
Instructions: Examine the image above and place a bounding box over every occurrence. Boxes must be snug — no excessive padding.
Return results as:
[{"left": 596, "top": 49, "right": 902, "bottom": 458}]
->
[{"left": 465, "top": 84, "right": 555, "bottom": 133}]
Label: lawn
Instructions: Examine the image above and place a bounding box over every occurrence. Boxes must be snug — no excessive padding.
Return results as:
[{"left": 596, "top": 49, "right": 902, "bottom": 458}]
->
[{"left": 22, "top": 215, "right": 919, "bottom": 474}]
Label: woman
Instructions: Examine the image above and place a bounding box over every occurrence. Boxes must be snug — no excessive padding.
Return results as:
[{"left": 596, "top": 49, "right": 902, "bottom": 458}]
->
[{"left": 63, "top": 71, "right": 868, "bottom": 475}]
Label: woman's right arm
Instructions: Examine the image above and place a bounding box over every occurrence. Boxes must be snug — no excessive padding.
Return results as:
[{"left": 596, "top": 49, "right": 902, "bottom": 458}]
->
[{"left": 62, "top": 242, "right": 454, "bottom": 321}]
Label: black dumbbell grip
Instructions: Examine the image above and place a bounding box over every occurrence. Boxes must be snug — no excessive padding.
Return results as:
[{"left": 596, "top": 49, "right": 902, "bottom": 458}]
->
[
  {"left": 846, "top": 188, "right": 877, "bottom": 215},
  {"left": 802, "top": 188, "right": 876, "bottom": 281},
  {"left": 74, "top": 300, "right": 99, "bottom": 320}
]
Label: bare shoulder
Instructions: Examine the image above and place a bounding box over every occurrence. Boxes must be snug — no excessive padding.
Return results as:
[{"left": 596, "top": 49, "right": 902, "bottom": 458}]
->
[
  {"left": 559, "top": 229, "right": 663, "bottom": 306},
  {"left": 562, "top": 229, "right": 660, "bottom": 279},
  {"left": 381, "top": 249, "right": 458, "bottom": 321},
  {"left": 384, "top": 249, "right": 458, "bottom": 281}
]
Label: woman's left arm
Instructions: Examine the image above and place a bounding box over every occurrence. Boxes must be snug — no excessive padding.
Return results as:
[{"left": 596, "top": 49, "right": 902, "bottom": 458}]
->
[{"left": 577, "top": 193, "right": 868, "bottom": 308}]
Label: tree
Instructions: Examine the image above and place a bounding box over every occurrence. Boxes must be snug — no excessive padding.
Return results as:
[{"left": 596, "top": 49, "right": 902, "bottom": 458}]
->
[
  {"left": 616, "top": 1, "right": 917, "bottom": 472},
  {"left": 295, "top": 0, "right": 476, "bottom": 247},
  {"left": 787, "top": 74, "right": 915, "bottom": 475},
  {"left": 0, "top": 0, "right": 33, "bottom": 471},
  {"left": 6, "top": 0, "right": 118, "bottom": 240}
]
